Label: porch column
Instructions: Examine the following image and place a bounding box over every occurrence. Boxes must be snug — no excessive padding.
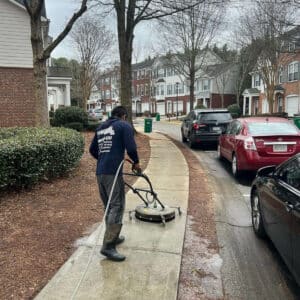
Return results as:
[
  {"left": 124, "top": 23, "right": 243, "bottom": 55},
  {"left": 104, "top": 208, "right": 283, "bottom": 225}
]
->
[
  {"left": 249, "top": 96, "right": 252, "bottom": 116},
  {"left": 65, "top": 82, "right": 71, "bottom": 106},
  {"left": 243, "top": 96, "right": 246, "bottom": 115}
]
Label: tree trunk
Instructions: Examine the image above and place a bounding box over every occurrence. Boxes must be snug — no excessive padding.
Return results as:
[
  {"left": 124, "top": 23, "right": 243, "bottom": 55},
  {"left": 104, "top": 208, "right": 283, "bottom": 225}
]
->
[
  {"left": 120, "top": 46, "right": 133, "bottom": 122},
  {"left": 189, "top": 70, "right": 195, "bottom": 111},
  {"left": 31, "top": 15, "right": 49, "bottom": 126},
  {"left": 116, "top": 1, "right": 134, "bottom": 124}
]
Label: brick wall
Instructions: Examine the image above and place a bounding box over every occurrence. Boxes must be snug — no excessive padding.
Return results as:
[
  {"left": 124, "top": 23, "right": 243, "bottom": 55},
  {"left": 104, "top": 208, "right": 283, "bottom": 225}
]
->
[
  {"left": 211, "top": 93, "right": 237, "bottom": 108},
  {"left": 0, "top": 67, "right": 35, "bottom": 127}
]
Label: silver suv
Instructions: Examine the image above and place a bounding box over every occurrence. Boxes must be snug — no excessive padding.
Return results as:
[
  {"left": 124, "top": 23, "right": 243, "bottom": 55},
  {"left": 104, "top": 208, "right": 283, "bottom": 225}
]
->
[
  {"left": 89, "top": 108, "right": 103, "bottom": 120},
  {"left": 181, "top": 109, "right": 232, "bottom": 148}
]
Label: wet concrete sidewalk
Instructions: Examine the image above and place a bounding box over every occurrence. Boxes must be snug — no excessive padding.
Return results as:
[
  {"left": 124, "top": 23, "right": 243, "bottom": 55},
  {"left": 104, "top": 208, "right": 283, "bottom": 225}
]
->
[{"left": 35, "top": 130, "right": 189, "bottom": 300}]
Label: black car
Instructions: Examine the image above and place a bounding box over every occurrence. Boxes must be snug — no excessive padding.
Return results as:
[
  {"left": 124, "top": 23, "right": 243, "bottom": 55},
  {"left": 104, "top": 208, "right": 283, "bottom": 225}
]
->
[
  {"left": 181, "top": 109, "right": 232, "bottom": 148},
  {"left": 250, "top": 153, "right": 300, "bottom": 285}
]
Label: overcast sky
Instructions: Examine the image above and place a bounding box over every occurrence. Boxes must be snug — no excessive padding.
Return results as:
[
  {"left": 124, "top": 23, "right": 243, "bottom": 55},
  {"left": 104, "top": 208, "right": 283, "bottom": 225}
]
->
[
  {"left": 45, "top": 0, "right": 158, "bottom": 61},
  {"left": 45, "top": 1, "right": 299, "bottom": 62}
]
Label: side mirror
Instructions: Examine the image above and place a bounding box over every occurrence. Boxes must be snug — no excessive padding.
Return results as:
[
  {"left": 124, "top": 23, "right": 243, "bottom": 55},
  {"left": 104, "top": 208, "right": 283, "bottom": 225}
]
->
[{"left": 256, "top": 165, "right": 276, "bottom": 177}]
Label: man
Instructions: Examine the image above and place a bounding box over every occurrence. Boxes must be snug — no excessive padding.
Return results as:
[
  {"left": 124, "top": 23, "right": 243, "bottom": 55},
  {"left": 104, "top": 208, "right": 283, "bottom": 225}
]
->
[{"left": 89, "top": 106, "right": 141, "bottom": 262}]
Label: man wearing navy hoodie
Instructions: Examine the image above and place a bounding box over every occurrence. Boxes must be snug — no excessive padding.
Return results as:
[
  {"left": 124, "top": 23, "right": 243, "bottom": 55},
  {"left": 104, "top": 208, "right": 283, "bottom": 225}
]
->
[{"left": 89, "top": 106, "right": 141, "bottom": 261}]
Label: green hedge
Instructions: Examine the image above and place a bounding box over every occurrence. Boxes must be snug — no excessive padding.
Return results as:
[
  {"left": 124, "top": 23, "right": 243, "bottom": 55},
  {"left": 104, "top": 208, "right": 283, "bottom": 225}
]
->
[
  {"left": 53, "top": 106, "right": 88, "bottom": 127},
  {"left": 0, "top": 127, "right": 84, "bottom": 190}
]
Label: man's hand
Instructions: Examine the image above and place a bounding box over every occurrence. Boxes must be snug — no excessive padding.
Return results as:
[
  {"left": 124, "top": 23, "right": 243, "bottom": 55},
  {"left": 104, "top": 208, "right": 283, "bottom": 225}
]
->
[{"left": 132, "top": 163, "right": 142, "bottom": 174}]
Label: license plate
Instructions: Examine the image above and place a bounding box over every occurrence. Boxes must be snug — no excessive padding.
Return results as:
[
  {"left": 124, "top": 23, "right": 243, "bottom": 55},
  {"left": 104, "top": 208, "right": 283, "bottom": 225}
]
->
[
  {"left": 273, "top": 144, "right": 287, "bottom": 152},
  {"left": 212, "top": 126, "right": 221, "bottom": 131}
]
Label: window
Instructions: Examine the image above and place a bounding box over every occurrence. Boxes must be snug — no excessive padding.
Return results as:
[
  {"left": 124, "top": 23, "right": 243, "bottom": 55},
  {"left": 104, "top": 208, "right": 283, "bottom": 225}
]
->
[
  {"left": 254, "top": 74, "right": 260, "bottom": 87},
  {"left": 288, "top": 62, "right": 299, "bottom": 81},
  {"left": 141, "top": 85, "right": 144, "bottom": 96},
  {"left": 278, "top": 66, "right": 283, "bottom": 83},
  {"left": 178, "top": 83, "right": 184, "bottom": 94},
  {"left": 167, "top": 84, "right": 173, "bottom": 95},
  {"left": 288, "top": 42, "right": 296, "bottom": 52},
  {"left": 277, "top": 96, "right": 283, "bottom": 113},
  {"left": 248, "top": 122, "right": 299, "bottom": 135},
  {"left": 105, "top": 90, "right": 110, "bottom": 98},
  {"left": 160, "top": 85, "right": 164, "bottom": 95},
  {"left": 203, "top": 79, "right": 210, "bottom": 91},
  {"left": 145, "top": 84, "right": 149, "bottom": 96},
  {"left": 167, "top": 68, "right": 173, "bottom": 77}
]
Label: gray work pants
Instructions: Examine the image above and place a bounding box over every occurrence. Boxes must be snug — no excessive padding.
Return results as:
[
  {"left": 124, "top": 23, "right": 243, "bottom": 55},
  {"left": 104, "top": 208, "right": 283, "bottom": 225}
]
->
[{"left": 97, "top": 175, "right": 125, "bottom": 225}]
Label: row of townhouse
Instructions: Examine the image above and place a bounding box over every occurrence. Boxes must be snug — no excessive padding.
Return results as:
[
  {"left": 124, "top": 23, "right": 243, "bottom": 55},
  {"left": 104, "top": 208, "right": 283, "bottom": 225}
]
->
[
  {"left": 0, "top": 0, "right": 72, "bottom": 127},
  {"left": 242, "top": 28, "right": 300, "bottom": 117},
  {"left": 90, "top": 30, "right": 300, "bottom": 118},
  {"left": 88, "top": 50, "right": 238, "bottom": 116}
]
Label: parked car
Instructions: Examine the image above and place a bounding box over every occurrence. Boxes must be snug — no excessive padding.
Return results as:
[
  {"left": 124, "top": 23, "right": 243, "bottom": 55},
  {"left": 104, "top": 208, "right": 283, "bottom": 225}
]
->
[
  {"left": 218, "top": 117, "right": 300, "bottom": 177},
  {"left": 181, "top": 109, "right": 232, "bottom": 148},
  {"left": 88, "top": 108, "right": 103, "bottom": 120},
  {"left": 250, "top": 153, "right": 300, "bottom": 285}
]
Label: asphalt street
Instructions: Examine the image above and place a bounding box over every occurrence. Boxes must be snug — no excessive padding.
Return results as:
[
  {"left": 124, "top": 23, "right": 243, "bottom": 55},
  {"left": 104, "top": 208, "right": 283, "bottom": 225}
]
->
[{"left": 149, "top": 119, "right": 300, "bottom": 300}]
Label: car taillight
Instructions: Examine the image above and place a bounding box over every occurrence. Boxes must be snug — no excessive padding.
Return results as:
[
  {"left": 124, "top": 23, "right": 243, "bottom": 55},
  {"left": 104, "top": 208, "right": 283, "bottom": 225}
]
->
[
  {"left": 193, "top": 123, "right": 206, "bottom": 130},
  {"left": 244, "top": 137, "right": 257, "bottom": 151}
]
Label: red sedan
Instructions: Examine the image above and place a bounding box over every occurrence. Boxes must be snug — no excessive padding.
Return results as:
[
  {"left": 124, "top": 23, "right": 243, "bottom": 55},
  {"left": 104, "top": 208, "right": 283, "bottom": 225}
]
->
[{"left": 218, "top": 117, "right": 300, "bottom": 177}]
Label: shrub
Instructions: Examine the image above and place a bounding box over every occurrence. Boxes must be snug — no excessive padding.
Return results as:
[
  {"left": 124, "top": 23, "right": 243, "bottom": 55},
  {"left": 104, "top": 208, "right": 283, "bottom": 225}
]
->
[
  {"left": 0, "top": 127, "right": 84, "bottom": 190},
  {"left": 195, "top": 104, "right": 207, "bottom": 109},
  {"left": 85, "top": 120, "right": 100, "bottom": 132},
  {"left": 253, "top": 112, "right": 288, "bottom": 118},
  {"left": 64, "top": 122, "right": 84, "bottom": 132},
  {"left": 53, "top": 106, "right": 88, "bottom": 127},
  {"left": 227, "top": 104, "right": 241, "bottom": 118}
]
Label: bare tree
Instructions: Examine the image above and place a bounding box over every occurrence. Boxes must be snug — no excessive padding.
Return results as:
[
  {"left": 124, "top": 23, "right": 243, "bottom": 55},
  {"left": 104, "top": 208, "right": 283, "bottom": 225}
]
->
[
  {"left": 71, "top": 15, "right": 114, "bottom": 110},
  {"left": 93, "top": 0, "right": 214, "bottom": 122},
  {"left": 24, "top": 0, "right": 88, "bottom": 126},
  {"left": 238, "top": 0, "right": 297, "bottom": 113},
  {"left": 215, "top": 63, "right": 232, "bottom": 108},
  {"left": 158, "top": 1, "right": 224, "bottom": 111}
]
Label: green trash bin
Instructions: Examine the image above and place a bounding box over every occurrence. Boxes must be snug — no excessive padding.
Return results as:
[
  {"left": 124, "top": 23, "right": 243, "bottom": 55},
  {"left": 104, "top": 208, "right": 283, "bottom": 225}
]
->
[
  {"left": 144, "top": 118, "right": 152, "bottom": 133},
  {"left": 294, "top": 116, "right": 300, "bottom": 129},
  {"left": 156, "top": 113, "right": 160, "bottom": 121}
]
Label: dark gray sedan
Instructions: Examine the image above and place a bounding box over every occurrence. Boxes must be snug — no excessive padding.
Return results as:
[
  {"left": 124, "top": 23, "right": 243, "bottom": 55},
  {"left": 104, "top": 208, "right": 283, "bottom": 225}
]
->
[{"left": 250, "top": 153, "right": 300, "bottom": 285}]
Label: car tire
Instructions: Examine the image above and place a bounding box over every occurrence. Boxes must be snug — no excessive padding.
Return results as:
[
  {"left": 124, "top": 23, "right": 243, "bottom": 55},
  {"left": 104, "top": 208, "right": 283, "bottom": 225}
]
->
[
  {"left": 251, "top": 189, "right": 266, "bottom": 238},
  {"left": 217, "top": 145, "right": 223, "bottom": 160},
  {"left": 181, "top": 130, "right": 187, "bottom": 143},
  {"left": 231, "top": 153, "right": 240, "bottom": 178}
]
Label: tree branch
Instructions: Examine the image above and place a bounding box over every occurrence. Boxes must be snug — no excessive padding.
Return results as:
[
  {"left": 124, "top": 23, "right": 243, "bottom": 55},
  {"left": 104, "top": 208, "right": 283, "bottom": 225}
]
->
[{"left": 42, "top": 0, "right": 88, "bottom": 60}]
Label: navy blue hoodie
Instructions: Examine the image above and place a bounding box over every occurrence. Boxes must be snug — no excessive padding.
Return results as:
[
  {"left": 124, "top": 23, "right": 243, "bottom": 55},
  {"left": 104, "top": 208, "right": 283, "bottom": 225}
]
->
[{"left": 89, "top": 117, "right": 139, "bottom": 175}]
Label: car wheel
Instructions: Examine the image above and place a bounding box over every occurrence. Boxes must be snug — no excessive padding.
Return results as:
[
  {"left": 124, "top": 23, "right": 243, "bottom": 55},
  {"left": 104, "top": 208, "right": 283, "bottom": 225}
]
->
[
  {"left": 231, "top": 153, "right": 240, "bottom": 178},
  {"left": 181, "top": 130, "right": 187, "bottom": 143},
  {"left": 188, "top": 134, "right": 195, "bottom": 149},
  {"left": 217, "top": 145, "right": 223, "bottom": 160},
  {"left": 251, "top": 189, "right": 266, "bottom": 238}
]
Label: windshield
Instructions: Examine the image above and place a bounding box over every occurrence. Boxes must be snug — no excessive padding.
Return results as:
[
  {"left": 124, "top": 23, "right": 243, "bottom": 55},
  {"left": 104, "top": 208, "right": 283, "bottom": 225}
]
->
[
  {"left": 197, "top": 112, "right": 232, "bottom": 122},
  {"left": 248, "top": 122, "right": 299, "bottom": 135}
]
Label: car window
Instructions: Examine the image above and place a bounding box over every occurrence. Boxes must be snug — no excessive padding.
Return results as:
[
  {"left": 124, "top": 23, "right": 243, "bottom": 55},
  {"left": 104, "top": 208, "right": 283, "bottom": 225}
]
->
[
  {"left": 248, "top": 122, "right": 299, "bottom": 135},
  {"left": 197, "top": 112, "right": 232, "bottom": 122},
  {"left": 94, "top": 109, "right": 102, "bottom": 113},
  {"left": 230, "top": 121, "right": 242, "bottom": 135},
  {"left": 277, "top": 157, "right": 300, "bottom": 190},
  {"left": 226, "top": 122, "right": 233, "bottom": 134},
  {"left": 187, "top": 111, "right": 194, "bottom": 120}
]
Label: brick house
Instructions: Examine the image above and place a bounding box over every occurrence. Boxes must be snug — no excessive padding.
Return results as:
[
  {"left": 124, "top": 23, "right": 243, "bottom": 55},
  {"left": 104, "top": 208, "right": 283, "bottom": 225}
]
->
[
  {"left": 242, "top": 27, "right": 300, "bottom": 117},
  {"left": 0, "top": 0, "right": 72, "bottom": 127},
  {"left": 97, "top": 50, "right": 238, "bottom": 116}
]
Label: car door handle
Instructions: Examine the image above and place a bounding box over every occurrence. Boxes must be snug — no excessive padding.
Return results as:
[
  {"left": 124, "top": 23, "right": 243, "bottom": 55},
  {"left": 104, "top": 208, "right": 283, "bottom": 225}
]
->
[{"left": 284, "top": 202, "right": 294, "bottom": 212}]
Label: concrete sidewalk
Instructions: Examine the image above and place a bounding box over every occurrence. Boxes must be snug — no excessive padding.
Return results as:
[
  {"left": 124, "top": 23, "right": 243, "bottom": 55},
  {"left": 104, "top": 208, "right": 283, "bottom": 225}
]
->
[{"left": 35, "top": 130, "right": 189, "bottom": 300}]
